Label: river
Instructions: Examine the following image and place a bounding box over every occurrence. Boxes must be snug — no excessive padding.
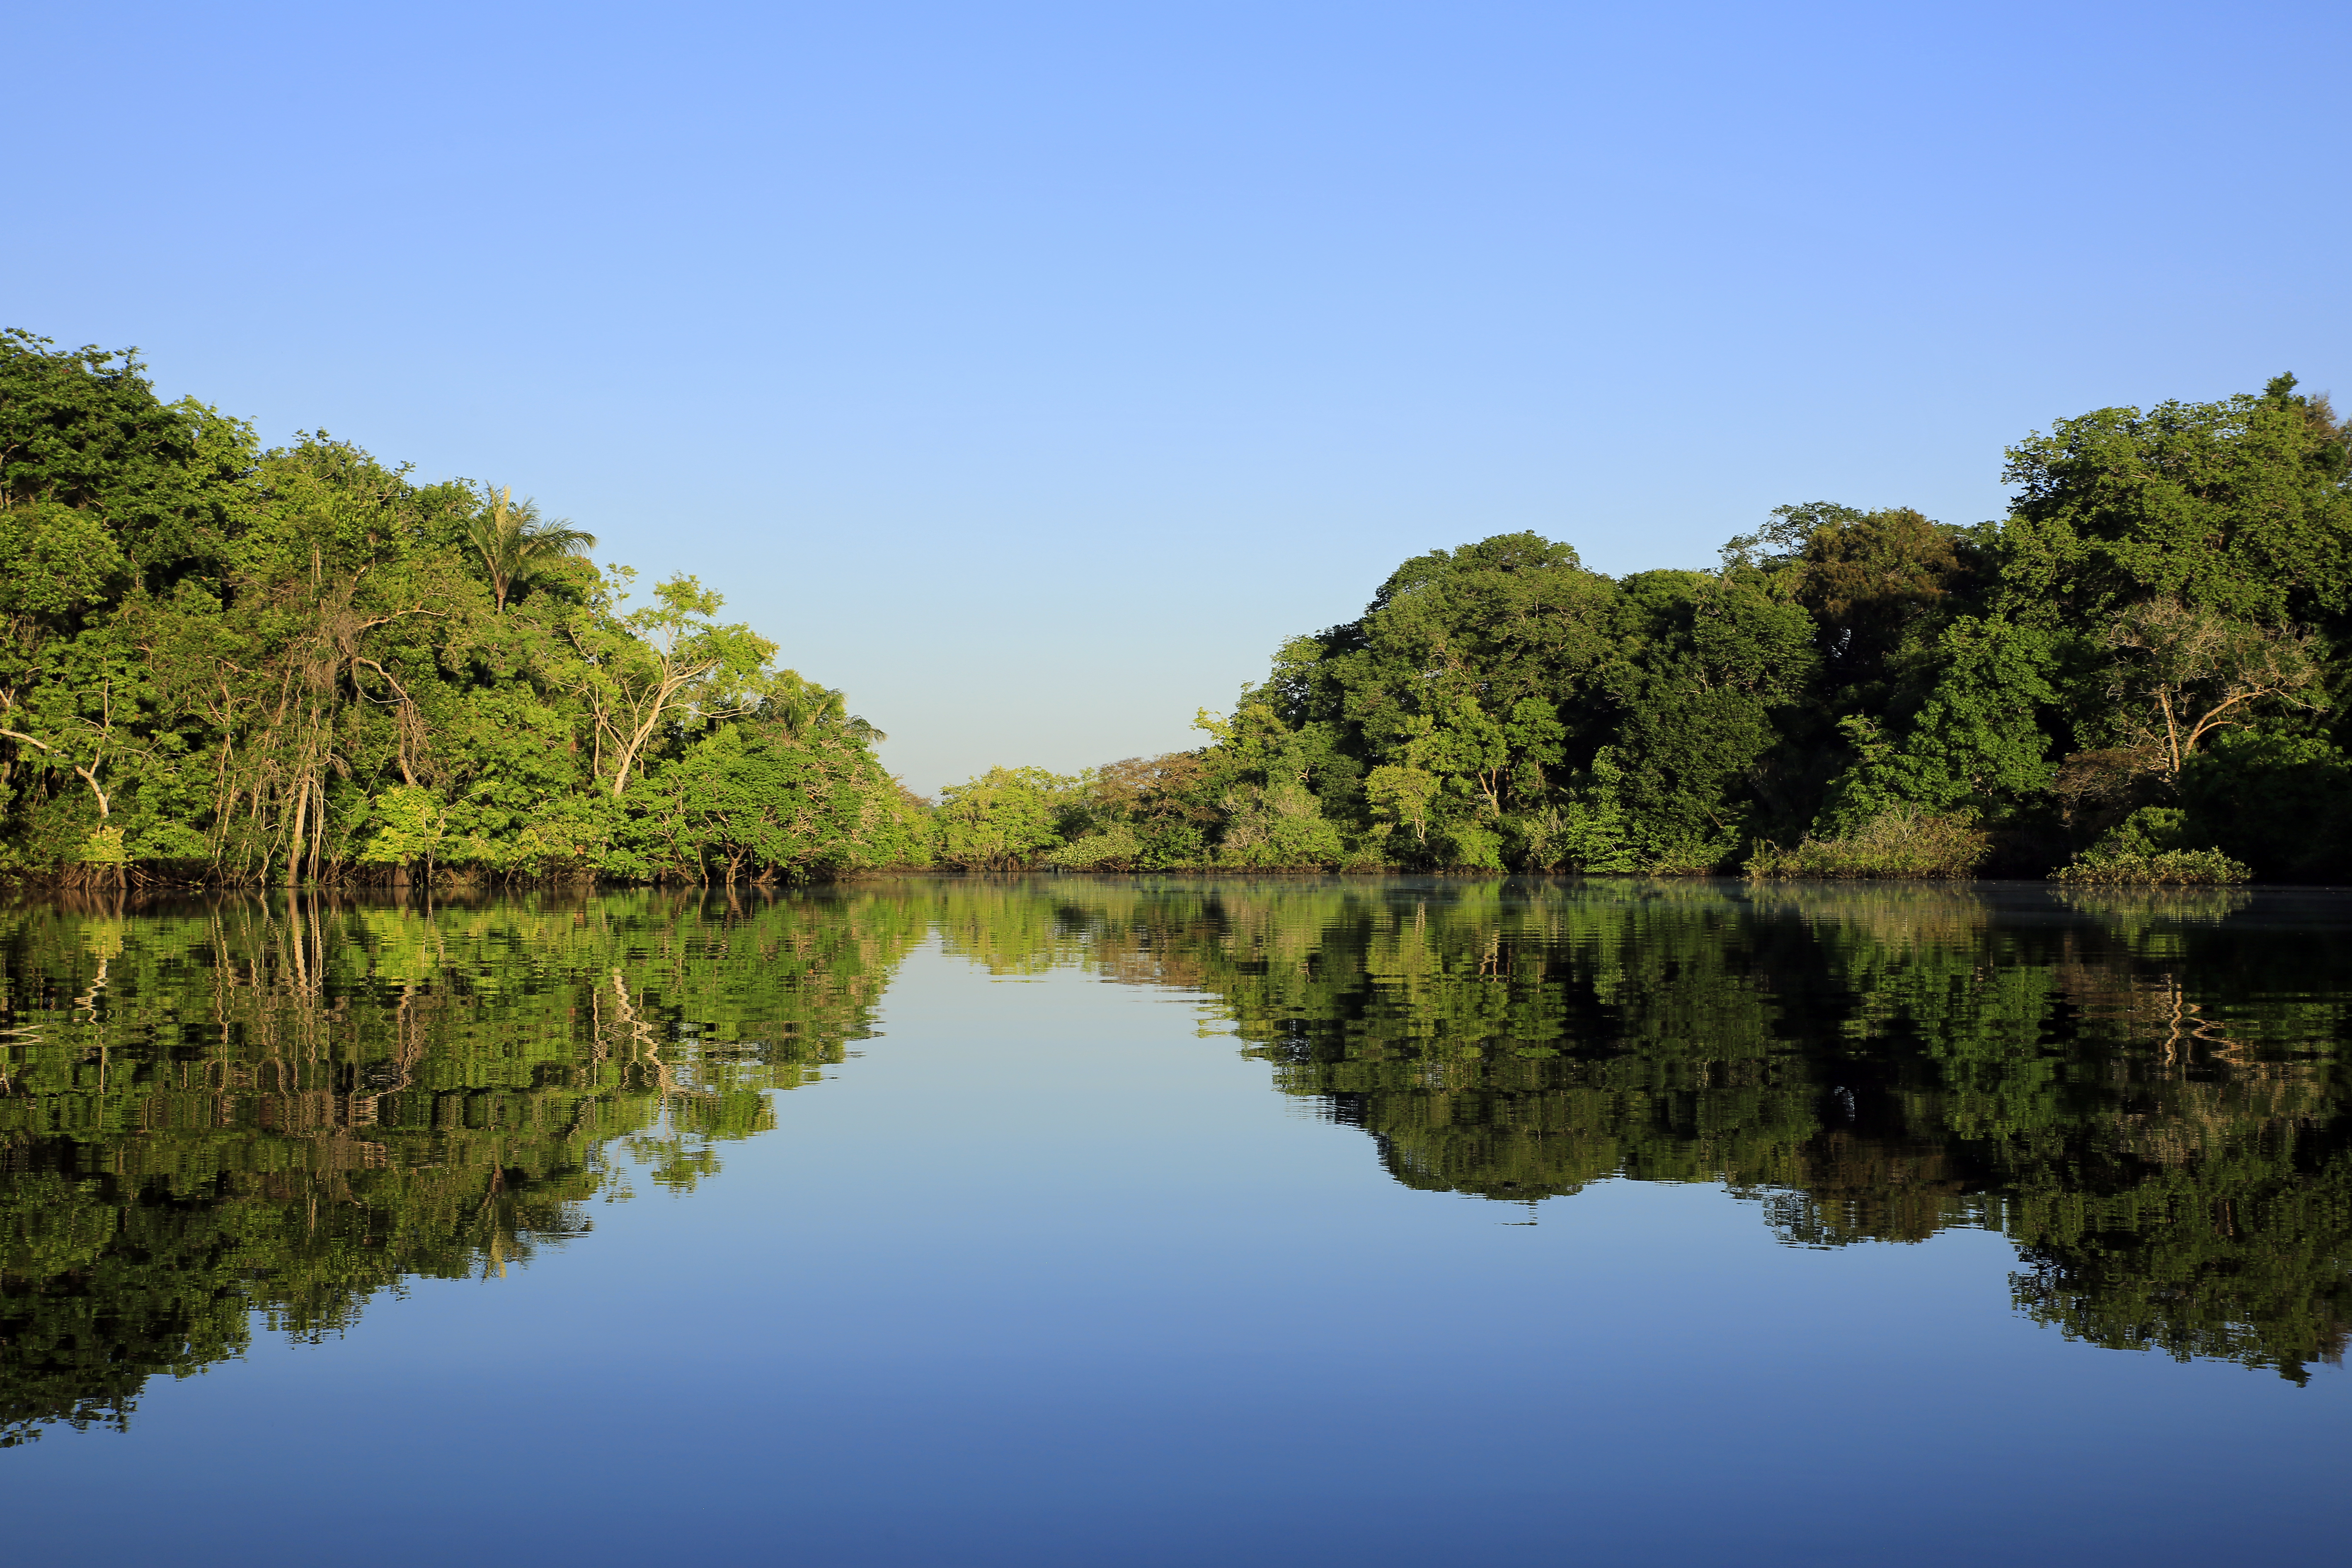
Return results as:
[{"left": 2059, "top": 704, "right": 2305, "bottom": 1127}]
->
[{"left": 2, "top": 877, "right": 2346, "bottom": 1564}]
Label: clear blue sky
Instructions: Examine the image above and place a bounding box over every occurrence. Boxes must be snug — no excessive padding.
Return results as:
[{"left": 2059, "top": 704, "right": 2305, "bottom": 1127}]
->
[{"left": 11, "top": 1, "right": 2347, "bottom": 793}]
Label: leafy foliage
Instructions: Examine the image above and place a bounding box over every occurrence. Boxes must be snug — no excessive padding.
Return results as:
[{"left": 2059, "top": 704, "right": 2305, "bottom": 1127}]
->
[
  {"left": 949, "top": 374, "right": 2352, "bottom": 880},
  {"left": 0, "top": 331, "right": 908, "bottom": 887},
  {"left": 11, "top": 331, "right": 2352, "bottom": 883}
]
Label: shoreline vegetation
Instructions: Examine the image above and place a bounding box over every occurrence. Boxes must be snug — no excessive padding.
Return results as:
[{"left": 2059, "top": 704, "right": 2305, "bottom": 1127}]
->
[{"left": 7, "top": 329, "right": 2352, "bottom": 888}]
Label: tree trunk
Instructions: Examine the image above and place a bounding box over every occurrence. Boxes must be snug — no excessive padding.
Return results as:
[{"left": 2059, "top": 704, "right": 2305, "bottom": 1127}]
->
[{"left": 284, "top": 780, "right": 308, "bottom": 887}]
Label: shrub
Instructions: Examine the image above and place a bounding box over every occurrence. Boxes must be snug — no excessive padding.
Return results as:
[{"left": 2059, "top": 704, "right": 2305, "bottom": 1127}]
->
[
  {"left": 2052, "top": 846, "right": 2250, "bottom": 885},
  {"left": 2051, "top": 804, "right": 2252, "bottom": 885},
  {"left": 1049, "top": 825, "right": 1142, "bottom": 870},
  {"left": 1745, "top": 808, "right": 1990, "bottom": 879}
]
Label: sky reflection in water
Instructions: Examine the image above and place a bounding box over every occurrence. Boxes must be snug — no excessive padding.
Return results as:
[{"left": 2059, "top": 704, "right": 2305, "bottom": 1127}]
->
[{"left": 2, "top": 878, "right": 2347, "bottom": 1566}]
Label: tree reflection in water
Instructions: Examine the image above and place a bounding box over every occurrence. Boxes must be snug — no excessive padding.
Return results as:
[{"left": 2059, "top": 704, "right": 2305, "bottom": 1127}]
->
[
  {"left": 0, "top": 889, "right": 922, "bottom": 1445},
  {"left": 3, "top": 877, "right": 2347, "bottom": 1448},
  {"left": 1034, "top": 878, "right": 2351, "bottom": 1384}
]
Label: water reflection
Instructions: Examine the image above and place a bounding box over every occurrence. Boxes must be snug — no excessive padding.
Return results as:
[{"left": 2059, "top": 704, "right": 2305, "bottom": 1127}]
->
[
  {"left": 0, "top": 891, "right": 923, "bottom": 1445},
  {"left": 1033, "top": 878, "right": 2352, "bottom": 1384},
  {"left": 3, "top": 878, "right": 2348, "bottom": 1450}
]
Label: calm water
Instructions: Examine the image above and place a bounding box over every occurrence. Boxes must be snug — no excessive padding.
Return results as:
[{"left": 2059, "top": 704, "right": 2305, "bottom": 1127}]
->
[{"left": 2, "top": 877, "right": 2347, "bottom": 1565}]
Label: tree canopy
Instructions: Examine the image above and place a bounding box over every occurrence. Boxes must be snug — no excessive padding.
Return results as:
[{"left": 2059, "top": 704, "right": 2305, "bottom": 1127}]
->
[
  {"left": 0, "top": 331, "right": 918, "bottom": 887},
  {"left": 1013, "top": 378, "right": 2352, "bottom": 882},
  {"left": 8, "top": 329, "right": 2350, "bottom": 885}
]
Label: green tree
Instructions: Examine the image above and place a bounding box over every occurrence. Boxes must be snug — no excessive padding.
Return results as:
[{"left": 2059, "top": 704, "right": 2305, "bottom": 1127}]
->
[
  {"left": 933, "top": 766, "right": 1075, "bottom": 869},
  {"left": 569, "top": 571, "right": 780, "bottom": 799},
  {"left": 2001, "top": 376, "right": 2352, "bottom": 627},
  {"left": 1596, "top": 570, "right": 1818, "bottom": 868},
  {"left": 0, "top": 329, "right": 906, "bottom": 888},
  {"left": 463, "top": 484, "right": 598, "bottom": 612},
  {"left": 633, "top": 678, "right": 927, "bottom": 882},
  {"left": 1818, "top": 615, "right": 2060, "bottom": 828},
  {"left": 2093, "top": 596, "right": 2322, "bottom": 787},
  {"left": 1733, "top": 501, "right": 1977, "bottom": 708}
]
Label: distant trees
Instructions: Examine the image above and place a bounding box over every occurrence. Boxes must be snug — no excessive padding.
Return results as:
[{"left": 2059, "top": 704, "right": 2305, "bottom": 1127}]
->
[{"left": 933, "top": 767, "right": 1075, "bottom": 870}]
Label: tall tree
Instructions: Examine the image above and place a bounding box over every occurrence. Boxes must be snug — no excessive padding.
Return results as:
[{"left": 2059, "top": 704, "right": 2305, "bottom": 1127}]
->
[
  {"left": 2000, "top": 376, "right": 2352, "bottom": 627},
  {"left": 568, "top": 571, "right": 778, "bottom": 799},
  {"left": 464, "top": 485, "right": 597, "bottom": 612}
]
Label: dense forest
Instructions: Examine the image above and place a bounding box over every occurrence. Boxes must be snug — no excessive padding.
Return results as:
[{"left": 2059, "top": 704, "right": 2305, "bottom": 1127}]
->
[
  {"left": 9, "top": 328, "right": 2351, "bottom": 882},
  {"left": 969, "top": 377, "right": 2352, "bottom": 882},
  {"left": 0, "top": 330, "right": 926, "bottom": 888}
]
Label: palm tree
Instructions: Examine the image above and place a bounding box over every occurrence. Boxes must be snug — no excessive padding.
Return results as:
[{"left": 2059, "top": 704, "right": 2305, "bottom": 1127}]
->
[
  {"left": 466, "top": 486, "right": 599, "bottom": 612},
  {"left": 767, "top": 679, "right": 887, "bottom": 745}
]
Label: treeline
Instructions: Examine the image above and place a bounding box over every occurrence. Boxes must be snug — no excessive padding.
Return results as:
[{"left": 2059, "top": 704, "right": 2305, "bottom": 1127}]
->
[
  {"left": 12, "top": 328, "right": 2352, "bottom": 883},
  {"left": 0, "top": 330, "right": 926, "bottom": 886},
  {"left": 939, "top": 374, "right": 2352, "bottom": 881}
]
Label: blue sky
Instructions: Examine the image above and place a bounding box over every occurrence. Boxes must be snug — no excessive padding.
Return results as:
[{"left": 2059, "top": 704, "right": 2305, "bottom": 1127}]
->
[{"left": 11, "top": 1, "right": 2347, "bottom": 792}]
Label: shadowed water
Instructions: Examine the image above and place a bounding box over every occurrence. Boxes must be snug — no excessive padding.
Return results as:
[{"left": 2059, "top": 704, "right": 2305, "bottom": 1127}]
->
[{"left": 2, "top": 878, "right": 2348, "bottom": 1564}]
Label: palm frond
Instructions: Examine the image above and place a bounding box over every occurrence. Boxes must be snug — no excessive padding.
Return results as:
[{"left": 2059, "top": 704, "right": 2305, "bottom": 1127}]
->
[{"left": 467, "top": 485, "right": 599, "bottom": 610}]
